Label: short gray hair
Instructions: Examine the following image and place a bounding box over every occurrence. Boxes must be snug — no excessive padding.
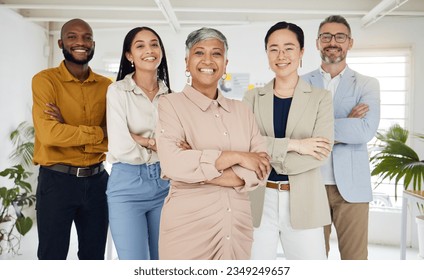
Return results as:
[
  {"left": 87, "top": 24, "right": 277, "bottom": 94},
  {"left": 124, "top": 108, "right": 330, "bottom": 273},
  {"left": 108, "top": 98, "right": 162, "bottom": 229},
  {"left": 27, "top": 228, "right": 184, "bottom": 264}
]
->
[
  {"left": 318, "top": 15, "right": 352, "bottom": 37},
  {"left": 185, "top": 27, "right": 228, "bottom": 58}
]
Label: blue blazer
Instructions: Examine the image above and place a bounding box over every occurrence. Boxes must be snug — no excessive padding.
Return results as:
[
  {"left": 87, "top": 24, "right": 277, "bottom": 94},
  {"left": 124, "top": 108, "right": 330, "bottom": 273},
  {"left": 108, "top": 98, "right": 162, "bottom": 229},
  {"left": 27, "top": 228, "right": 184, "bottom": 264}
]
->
[{"left": 302, "top": 66, "right": 380, "bottom": 202}]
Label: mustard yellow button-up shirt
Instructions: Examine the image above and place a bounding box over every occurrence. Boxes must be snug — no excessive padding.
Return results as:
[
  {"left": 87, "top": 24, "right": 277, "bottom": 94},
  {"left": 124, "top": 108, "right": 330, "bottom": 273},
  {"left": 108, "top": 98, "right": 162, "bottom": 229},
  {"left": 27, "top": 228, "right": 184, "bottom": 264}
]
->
[{"left": 32, "top": 61, "right": 112, "bottom": 167}]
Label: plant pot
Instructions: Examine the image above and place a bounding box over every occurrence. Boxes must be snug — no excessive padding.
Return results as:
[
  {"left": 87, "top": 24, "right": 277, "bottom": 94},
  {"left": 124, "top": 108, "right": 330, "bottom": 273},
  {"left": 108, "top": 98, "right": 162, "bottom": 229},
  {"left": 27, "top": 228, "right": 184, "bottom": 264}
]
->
[{"left": 415, "top": 215, "right": 424, "bottom": 259}]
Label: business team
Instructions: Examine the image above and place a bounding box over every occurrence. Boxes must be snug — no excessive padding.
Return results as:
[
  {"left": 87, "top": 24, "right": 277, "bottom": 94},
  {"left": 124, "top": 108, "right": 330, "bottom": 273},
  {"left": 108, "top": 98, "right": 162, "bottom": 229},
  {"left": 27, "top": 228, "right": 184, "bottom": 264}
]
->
[{"left": 32, "top": 14, "right": 379, "bottom": 260}]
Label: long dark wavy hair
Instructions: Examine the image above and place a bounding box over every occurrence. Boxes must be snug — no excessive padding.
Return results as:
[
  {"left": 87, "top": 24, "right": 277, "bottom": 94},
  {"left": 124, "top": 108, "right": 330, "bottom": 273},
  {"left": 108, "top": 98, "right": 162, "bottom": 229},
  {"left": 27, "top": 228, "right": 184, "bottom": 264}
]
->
[{"left": 116, "top": 27, "right": 171, "bottom": 93}]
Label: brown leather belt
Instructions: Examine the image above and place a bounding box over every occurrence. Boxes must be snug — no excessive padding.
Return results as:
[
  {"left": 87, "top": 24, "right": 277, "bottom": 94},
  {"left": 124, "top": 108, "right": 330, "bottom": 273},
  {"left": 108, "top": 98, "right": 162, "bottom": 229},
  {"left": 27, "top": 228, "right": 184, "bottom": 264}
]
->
[
  {"left": 266, "top": 181, "right": 290, "bottom": 191},
  {"left": 42, "top": 163, "right": 104, "bottom": 177}
]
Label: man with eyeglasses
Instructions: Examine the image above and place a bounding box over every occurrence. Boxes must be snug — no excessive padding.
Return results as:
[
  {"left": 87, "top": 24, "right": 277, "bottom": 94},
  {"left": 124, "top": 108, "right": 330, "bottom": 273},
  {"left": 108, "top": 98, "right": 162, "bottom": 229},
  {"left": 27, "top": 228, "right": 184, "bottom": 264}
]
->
[{"left": 302, "top": 15, "right": 380, "bottom": 260}]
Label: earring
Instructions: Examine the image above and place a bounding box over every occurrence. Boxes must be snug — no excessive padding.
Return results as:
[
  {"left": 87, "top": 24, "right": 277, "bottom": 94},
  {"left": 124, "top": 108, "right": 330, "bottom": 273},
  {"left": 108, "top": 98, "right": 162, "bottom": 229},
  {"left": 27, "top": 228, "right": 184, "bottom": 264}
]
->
[
  {"left": 299, "top": 59, "right": 302, "bottom": 68},
  {"left": 185, "top": 71, "right": 191, "bottom": 84},
  {"left": 131, "top": 61, "right": 134, "bottom": 68},
  {"left": 221, "top": 73, "right": 227, "bottom": 80}
]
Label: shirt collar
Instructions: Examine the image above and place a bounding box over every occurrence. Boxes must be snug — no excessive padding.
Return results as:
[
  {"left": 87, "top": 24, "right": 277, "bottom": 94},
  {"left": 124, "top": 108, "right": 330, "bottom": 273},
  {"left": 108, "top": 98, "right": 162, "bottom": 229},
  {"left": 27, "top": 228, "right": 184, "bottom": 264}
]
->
[
  {"left": 319, "top": 65, "right": 347, "bottom": 81},
  {"left": 59, "top": 60, "right": 97, "bottom": 82},
  {"left": 119, "top": 72, "right": 169, "bottom": 96},
  {"left": 182, "top": 84, "right": 230, "bottom": 112}
]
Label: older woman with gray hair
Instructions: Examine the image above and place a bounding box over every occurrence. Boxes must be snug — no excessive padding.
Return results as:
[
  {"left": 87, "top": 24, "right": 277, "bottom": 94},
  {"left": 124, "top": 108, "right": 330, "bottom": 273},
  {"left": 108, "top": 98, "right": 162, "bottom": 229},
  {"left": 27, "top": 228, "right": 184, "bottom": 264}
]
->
[{"left": 156, "top": 27, "right": 271, "bottom": 260}]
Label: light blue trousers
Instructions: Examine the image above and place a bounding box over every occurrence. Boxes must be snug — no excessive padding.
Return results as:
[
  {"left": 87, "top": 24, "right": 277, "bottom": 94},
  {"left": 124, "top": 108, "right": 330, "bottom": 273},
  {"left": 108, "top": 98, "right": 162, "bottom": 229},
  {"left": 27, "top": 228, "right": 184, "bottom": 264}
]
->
[{"left": 106, "top": 162, "right": 169, "bottom": 260}]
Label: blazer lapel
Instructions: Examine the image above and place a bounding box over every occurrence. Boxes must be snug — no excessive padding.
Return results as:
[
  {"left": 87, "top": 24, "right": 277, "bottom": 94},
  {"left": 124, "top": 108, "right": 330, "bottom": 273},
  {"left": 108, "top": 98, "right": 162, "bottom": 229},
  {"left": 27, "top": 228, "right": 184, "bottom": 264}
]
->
[
  {"left": 286, "top": 79, "right": 312, "bottom": 137},
  {"left": 333, "top": 66, "right": 355, "bottom": 111},
  {"left": 307, "top": 70, "right": 324, "bottom": 89},
  {"left": 257, "top": 80, "right": 275, "bottom": 138}
]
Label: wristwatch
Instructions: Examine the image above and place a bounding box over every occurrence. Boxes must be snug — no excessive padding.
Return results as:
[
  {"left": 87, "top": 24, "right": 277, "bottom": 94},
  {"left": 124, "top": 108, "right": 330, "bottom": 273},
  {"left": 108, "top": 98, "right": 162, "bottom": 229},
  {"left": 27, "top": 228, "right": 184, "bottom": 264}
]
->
[{"left": 147, "top": 138, "right": 156, "bottom": 149}]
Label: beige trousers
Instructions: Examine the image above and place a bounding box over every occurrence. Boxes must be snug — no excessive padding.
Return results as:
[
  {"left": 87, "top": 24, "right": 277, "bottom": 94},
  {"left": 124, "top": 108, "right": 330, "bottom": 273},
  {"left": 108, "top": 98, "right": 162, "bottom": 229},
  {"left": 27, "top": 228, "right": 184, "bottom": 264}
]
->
[{"left": 324, "top": 185, "right": 369, "bottom": 260}]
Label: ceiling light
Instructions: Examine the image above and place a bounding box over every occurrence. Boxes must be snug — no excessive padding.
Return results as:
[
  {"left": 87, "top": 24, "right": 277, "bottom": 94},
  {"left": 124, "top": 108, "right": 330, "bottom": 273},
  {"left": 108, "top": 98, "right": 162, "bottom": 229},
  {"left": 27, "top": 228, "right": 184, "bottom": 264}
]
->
[
  {"left": 361, "top": 0, "right": 409, "bottom": 28},
  {"left": 154, "top": 0, "right": 181, "bottom": 33}
]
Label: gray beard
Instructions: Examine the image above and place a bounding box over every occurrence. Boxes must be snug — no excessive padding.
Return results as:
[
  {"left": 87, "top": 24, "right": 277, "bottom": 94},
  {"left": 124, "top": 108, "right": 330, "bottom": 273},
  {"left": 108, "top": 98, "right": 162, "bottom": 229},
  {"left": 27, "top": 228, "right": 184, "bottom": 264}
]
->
[{"left": 320, "top": 52, "right": 344, "bottom": 64}]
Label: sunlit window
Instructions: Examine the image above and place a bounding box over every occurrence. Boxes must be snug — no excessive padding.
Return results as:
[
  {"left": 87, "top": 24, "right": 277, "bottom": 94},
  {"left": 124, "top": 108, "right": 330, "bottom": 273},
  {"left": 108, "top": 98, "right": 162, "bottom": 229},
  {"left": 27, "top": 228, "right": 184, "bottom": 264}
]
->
[{"left": 347, "top": 49, "right": 411, "bottom": 209}]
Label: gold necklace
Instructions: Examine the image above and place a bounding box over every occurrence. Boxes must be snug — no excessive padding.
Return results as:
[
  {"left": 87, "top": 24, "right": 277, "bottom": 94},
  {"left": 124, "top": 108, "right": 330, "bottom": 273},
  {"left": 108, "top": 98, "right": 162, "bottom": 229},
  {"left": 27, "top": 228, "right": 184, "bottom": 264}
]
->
[
  {"left": 274, "top": 88, "right": 294, "bottom": 98},
  {"left": 139, "top": 83, "right": 159, "bottom": 94}
]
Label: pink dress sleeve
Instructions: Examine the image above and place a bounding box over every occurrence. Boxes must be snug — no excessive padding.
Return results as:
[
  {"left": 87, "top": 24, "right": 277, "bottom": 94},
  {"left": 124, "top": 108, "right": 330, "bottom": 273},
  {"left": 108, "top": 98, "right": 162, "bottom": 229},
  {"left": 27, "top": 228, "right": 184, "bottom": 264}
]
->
[{"left": 156, "top": 95, "right": 223, "bottom": 183}]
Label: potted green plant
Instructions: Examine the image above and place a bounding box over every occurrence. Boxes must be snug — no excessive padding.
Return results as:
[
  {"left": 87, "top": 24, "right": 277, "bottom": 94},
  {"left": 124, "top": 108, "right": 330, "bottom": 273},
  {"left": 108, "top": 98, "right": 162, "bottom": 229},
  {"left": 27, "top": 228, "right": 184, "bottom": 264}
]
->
[
  {"left": 371, "top": 124, "right": 424, "bottom": 192},
  {"left": 370, "top": 123, "right": 424, "bottom": 257},
  {"left": 0, "top": 121, "right": 36, "bottom": 256}
]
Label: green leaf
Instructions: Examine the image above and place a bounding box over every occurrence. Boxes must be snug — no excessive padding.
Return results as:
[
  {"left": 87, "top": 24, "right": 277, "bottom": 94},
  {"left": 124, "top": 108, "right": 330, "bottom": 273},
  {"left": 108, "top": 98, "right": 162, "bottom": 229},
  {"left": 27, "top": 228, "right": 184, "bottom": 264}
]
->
[
  {"left": 376, "top": 124, "right": 408, "bottom": 143},
  {"left": 9, "top": 121, "right": 34, "bottom": 169},
  {"left": 10, "top": 142, "right": 34, "bottom": 168},
  {"left": 0, "top": 187, "right": 7, "bottom": 198},
  {"left": 16, "top": 216, "right": 33, "bottom": 236},
  {"left": 0, "top": 121, "right": 36, "bottom": 255},
  {"left": 370, "top": 124, "right": 424, "bottom": 198}
]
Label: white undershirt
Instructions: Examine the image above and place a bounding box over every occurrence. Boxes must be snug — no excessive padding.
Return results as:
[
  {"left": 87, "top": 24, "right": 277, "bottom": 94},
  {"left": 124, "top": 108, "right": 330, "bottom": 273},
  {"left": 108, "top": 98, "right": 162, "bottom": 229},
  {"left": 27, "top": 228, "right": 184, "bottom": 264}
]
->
[{"left": 319, "top": 66, "right": 346, "bottom": 184}]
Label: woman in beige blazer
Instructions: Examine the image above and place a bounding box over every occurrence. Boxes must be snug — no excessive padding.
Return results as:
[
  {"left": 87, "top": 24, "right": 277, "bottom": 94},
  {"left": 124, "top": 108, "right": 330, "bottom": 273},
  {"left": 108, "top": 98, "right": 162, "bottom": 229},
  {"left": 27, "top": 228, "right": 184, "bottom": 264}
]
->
[{"left": 243, "top": 21, "right": 334, "bottom": 260}]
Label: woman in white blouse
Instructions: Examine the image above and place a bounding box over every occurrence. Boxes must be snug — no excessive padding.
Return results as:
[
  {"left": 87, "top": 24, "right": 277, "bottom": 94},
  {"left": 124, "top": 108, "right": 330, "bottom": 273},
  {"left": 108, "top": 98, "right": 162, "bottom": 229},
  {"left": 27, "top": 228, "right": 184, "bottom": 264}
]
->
[{"left": 106, "top": 27, "right": 171, "bottom": 260}]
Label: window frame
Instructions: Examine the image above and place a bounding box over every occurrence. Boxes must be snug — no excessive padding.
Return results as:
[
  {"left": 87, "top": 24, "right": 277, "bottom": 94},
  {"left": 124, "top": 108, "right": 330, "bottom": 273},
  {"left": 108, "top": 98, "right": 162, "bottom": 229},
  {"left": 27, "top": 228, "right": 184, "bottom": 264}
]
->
[{"left": 347, "top": 48, "right": 412, "bottom": 209}]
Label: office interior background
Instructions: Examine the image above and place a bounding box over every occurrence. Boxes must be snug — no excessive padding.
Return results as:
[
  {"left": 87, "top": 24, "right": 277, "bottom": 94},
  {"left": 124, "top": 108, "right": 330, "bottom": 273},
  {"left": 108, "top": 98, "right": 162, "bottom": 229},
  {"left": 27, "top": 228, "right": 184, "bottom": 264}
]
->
[{"left": 0, "top": 0, "right": 424, "bottom": 259}]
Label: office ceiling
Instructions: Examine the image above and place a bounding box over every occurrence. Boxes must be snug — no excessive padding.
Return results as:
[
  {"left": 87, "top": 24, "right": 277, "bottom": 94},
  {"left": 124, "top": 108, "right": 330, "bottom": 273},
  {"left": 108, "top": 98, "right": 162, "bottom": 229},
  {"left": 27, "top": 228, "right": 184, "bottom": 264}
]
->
[{"left": 2, "top": 0, "right": 424, "bottom": 33}]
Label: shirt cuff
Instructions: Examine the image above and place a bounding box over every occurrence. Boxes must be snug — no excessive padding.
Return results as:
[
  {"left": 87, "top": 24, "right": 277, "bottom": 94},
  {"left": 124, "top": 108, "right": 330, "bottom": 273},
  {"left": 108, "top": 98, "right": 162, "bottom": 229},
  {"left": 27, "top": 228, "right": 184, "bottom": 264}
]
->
[
  {"left": 79, "top": 125, "right": 104, "bottom": 145},
  {"left": 199, "top": 150, "right": 222, "bottom": 181},
  {"left": 270, "top": 137, "right": 290, "bottom": 174},
  {"left": 231, "top": 165, "right": 266, "bottom": 192}
]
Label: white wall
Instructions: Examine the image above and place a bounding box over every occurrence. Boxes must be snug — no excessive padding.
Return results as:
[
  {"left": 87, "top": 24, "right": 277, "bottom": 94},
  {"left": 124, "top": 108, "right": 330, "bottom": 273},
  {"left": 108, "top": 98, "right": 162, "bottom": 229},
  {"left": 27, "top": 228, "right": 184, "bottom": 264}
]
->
[{"left": 0, "top": 8, "right": 47, "bottom": 171}]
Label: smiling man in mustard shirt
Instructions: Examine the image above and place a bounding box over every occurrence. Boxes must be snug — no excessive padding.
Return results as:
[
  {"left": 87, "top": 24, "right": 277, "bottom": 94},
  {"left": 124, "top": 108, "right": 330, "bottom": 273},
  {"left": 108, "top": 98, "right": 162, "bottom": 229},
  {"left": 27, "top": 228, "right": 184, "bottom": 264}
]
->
[{"left": 32, "top": 18, "right": 111, "bottom": 260}]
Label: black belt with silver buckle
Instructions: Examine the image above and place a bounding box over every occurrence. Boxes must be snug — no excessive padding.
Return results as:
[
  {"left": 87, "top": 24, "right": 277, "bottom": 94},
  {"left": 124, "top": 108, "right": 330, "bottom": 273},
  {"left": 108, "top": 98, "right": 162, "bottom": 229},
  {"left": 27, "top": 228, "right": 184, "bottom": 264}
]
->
[{"left": 42, "top": 163, "right": 104, "bottom": 177}]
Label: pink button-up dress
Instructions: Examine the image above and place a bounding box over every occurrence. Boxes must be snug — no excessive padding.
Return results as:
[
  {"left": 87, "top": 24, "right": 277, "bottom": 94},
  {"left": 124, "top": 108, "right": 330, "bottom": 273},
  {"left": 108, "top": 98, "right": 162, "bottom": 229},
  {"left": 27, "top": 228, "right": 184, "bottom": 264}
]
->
[{"left": 156, "top": 85, "right": 267, "bottom": 260}]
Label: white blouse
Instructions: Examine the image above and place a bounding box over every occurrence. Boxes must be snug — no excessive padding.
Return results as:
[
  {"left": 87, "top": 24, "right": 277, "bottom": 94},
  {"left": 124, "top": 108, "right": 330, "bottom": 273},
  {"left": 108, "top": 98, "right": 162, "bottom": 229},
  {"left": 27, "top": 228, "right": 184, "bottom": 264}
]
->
[{"left": 106, "top": 72, "right": 169, "bottom": 164}]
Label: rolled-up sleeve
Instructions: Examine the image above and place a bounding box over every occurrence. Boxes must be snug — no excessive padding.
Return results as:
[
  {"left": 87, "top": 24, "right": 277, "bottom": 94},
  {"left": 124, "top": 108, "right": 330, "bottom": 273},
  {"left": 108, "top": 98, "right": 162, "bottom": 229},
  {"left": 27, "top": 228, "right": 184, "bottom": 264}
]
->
[{"left": 199, "top": 150, "right": 223, "bottom": 181}]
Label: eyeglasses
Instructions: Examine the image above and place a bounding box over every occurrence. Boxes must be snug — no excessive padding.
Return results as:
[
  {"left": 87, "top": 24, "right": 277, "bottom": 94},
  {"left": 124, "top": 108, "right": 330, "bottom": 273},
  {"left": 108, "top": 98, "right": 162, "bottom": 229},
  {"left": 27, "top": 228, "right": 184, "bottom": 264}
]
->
[
  {"left": 318, "top": 33, "right": 350, "bottom": 43},
  {"left": 267, "top": 45, "right": 299, "bottom": 57}
]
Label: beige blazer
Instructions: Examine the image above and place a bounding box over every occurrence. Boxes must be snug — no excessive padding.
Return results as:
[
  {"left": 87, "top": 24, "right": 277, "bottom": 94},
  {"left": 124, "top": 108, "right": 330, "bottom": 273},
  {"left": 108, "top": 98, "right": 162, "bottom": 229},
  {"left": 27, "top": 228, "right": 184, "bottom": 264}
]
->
[{"left": 243, "top": 78, "right": 334, "bottom": 229}]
